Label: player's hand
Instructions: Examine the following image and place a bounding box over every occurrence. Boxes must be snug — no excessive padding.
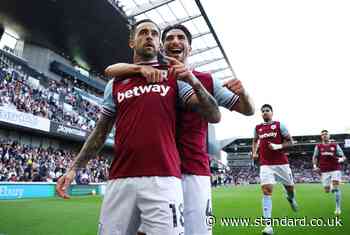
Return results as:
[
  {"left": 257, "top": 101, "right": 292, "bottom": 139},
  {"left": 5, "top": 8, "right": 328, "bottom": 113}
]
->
[
  {"left": 140, "top": 65, "right": 166, "bottom": 83},
  {"left": 252, "top": 153, "right": 258, "bottom": 160},
  {"left": 56, "top": 170, "right": 76, "bottom": 199},
  {"left": 268, "top": 142, "right": 283, "bottom": 150},
  {"left": 223, "top": 79, "right": 246, "bottom": 95},
  {"left": 338, "top": 157, "right": 346, "bottom": 163},
  {"left": 166, "top": 56, "right": 196, "bottom": 86}
]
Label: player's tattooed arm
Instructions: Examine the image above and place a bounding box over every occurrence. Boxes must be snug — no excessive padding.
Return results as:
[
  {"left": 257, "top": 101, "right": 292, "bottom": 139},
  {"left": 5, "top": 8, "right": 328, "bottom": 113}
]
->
[
  {"left": 186, "top": 80, "right": 221, "bottom": 123},
  {"left": 168, "top": 57, "right": 221, "bottom": 123},
  {"left": 70, "top": 114, "right": 115, "bottom": 170},
  {"left": 105, "top": 63, "right": 165, "bottom": 83},
  {"left": 105, "top": 63, "right": 141, "bottom": 77},
  {"left": 56, "top": 113, "right": 115, "bottom": 199}
]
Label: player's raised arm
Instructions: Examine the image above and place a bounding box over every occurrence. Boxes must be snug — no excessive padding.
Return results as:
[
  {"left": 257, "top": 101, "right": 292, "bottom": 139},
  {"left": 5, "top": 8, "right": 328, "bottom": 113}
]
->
[
  {"left": 56, "top": 113, "right": 115, "bottom": 199},
  {"left": 167, "top": 56, "right": 221, "bottom": 123},
  {"left": 210, "top": 77, "right": 254, "bottom": 116},
  {"left": 223, "top": 78, "right": 255, "bottom": 116},
  {"left": 104, "top": 63, "right": 165, "bottom": 83}
]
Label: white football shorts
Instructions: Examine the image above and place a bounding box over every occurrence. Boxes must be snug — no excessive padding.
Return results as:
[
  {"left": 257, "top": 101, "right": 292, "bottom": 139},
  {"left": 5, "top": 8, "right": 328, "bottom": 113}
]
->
[
  {"left": 182, "top": 174, "right": 212, "bottom": 235},
  {"left": 321, "top": 170, "right": 342, "bottom": 187},
  {"left": 98, "top": 176, "right": 184, "bottom": 235},
  {"left": 260, "top": 164, "right": 294, "bottom": 186}
]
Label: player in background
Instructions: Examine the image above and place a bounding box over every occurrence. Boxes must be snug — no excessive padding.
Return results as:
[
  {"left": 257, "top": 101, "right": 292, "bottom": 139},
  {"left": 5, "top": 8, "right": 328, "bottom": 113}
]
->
[
  {"left": 105, "top": 24, "right": 255, "bottom": 235},
  {"left": 312, "top": 129, "right": 347, "bottom": 215},
  {"left": 252, "top": 104, "right": 297, "bottom": 235},
  {"left": 56, "top": 19, "right": 220, "bottom": 235}
]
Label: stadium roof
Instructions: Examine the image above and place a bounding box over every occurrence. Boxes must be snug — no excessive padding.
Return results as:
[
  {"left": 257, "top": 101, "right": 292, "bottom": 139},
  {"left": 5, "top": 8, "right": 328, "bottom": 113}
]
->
[
  {"left": 0, "top": 0, "right": 235, "bottom": 81},
  {"left": 117, "top": 0, "right": 236, "bottom": 81},
  {"left": 0, "top": 0, "right": 132, "bottom": 73}
]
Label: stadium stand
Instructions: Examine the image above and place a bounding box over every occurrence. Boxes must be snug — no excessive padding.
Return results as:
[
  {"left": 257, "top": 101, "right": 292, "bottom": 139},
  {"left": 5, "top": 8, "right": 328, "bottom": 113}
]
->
[
  {"left": 218, "top": 135, "right": 350, "bottom": 186},
  {"left": 0, "top": 137, "right": 109, "bottom": 183},
  {"left": 0, "top": 51, "right": 102, "bottom": 131},
  {"left": 0, "top": 48, "right": 113, "bottom": 184}
]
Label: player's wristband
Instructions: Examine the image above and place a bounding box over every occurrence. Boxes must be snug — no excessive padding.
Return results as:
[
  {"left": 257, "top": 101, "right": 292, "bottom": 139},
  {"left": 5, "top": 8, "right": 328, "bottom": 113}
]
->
[{"left": 270, "top": 143, "right": 283, "bottom": 150}]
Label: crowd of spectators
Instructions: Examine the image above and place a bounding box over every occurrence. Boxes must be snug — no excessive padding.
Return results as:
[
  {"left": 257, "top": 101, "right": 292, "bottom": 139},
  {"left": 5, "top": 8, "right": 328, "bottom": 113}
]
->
[
  {"left": 289, "top": 156, "right": 320, "bottom": 183},
  {"left": 0, "top": 138, "right": 109, "bottom": 183},
  {"left": 212, "top": 166, "right": 259, "bottom": 187},
  {"left": 0, "top": 62, "right": 101, "bottom": 131},
  {"left": 212, "top": 156, "right": 349, "bottom": 186},
  {"left": 0, "top": 54, "right": 111, "bottom": 184},
  {"left": 1, "top": 134, "right": 348, "bottom": 185}
]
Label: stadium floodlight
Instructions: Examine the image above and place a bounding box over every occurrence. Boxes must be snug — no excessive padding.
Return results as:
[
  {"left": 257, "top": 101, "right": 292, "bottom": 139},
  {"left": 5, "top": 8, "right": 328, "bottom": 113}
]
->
[
  {"left": 191, "top": 45, "right": 218, "bottom": 56},
  {"left": 127, "top": 0, "right": 175, "bottom": 18},
  {"left": 190, "top": 57, "right": 223, "bottom": 69},
  {"left": 159, "top": 14, "right": 202, "bottom": 29}
]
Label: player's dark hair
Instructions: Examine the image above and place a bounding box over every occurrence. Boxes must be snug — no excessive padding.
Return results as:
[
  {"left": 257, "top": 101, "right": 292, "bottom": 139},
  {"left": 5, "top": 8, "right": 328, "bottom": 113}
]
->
[
  {"left": 161, "top": 24, "right": 192, "bottom": 45},
  {"left": 261, "top": 104, "right": 273, "bottom": 112},
  {"left": 129, "top": 19, "right": 160, "bottom": 40},
  {"left": 321, "top": 129, "right": 328, "bottom": 134}
]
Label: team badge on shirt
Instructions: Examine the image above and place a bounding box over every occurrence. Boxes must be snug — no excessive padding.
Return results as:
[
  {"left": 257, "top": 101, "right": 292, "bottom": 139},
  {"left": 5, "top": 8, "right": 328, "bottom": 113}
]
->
[
  {"left": 271, "top": 124, "right": 276, "bottom": 130},
  {"left": 330, "top": 146, "right": 335, "bottom": 151}
]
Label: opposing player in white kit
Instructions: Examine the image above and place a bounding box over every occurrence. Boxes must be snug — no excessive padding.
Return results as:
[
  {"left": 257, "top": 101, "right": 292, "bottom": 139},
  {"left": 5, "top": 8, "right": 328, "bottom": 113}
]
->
[
  {"left": 252, "top": 104, "right": 298, "bottom": 235},
  {"left": 312, "top": 129, "right": 347, "bottom": 215},
  {"left": 56, "top": 19, "right": 221, "bottom": 235},
  {"left": 105, "top": 24, "right": 255, "bottom": 235}
]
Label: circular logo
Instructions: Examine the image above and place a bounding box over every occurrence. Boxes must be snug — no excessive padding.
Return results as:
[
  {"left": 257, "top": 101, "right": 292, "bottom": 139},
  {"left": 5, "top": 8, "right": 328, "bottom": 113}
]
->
[{"left": 206, "top": 215, "right": 216, "bottom": 227}]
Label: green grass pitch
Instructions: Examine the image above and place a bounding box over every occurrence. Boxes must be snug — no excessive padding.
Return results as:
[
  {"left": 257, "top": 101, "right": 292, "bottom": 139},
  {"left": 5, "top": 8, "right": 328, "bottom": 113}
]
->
[{"left": 0, "top": 184, "right": 348, "bottom": 235}]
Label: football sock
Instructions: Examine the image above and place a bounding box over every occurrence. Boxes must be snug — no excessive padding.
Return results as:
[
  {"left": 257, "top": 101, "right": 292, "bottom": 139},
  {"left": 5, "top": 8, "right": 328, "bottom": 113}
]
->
[
  {"left": 284, "top": 185, "right": 295, "bottom": 200},
  {"left": 332, "top": 188, "right": 341, "bottom": 210},
  {"left": 263, "top": 195, "right": 272, "bottom": 224}
]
